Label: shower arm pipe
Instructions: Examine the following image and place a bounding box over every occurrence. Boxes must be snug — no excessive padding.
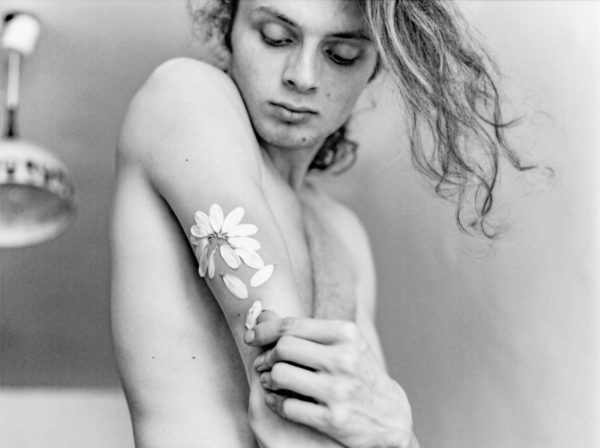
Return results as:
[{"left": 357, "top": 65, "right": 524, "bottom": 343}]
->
[
  {"left": 4, "top": 50, "right": 21, "bottom": 138},
  {"left": 1, "top": 12, "right": 41, "bottom": 138}
]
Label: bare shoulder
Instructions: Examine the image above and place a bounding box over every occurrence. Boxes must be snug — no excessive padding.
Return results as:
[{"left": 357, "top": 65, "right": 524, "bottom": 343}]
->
[{"left": 117, "top": 57, "right": 261, "bottom": 182}]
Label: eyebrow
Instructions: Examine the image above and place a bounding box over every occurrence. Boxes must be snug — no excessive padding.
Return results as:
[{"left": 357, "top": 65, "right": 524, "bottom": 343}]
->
[{"left": 253, "top": 6, "right": 371, "bottom": 41}]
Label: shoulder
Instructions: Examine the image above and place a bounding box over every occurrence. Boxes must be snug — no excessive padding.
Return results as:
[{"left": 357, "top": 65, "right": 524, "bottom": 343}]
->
[{"left": 117, "top": 57, "right": 261, "bottom": 183}]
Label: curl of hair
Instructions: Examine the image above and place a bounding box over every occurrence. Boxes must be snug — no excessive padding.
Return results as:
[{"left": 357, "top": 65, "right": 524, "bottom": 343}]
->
[
  {"left": 188, "top": 0, "right": 535, "bottom": 237},
  {"left": 361, "top": 0, "right": 534, "bottom": 236}
]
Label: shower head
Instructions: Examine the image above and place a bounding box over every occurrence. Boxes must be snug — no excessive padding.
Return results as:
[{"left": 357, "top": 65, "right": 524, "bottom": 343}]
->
[
  {"left": 0, "top": 12, "right": 76, "bottom": 248},
  {"left": 0, "top": 139, "right": 75, "bottom": 247}
]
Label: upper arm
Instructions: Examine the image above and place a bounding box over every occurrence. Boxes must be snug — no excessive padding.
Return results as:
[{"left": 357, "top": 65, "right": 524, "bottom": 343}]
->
[{"left": 118, "top": 58, "right": 307, "bottom": 375}]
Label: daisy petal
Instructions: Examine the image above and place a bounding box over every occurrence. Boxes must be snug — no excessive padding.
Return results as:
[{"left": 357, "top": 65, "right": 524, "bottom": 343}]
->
[
  {"left": 227, "top": 224, "right": 258, "bottom": 237},
  {"left": 220, "top": 244, "right": 241, "bottom": 269},
  {"left": 236, "top": 249, "right": 264, "bottom": 269},
  {"left": 209, "top": 204, "right": 224, "bottom": 233},
  {"left": 191, "top": 224, "right": 210, "bottom": 239},
  {"left": 229, "top": 237, "right": 260, "bottom": 252},
  {"left": 245, "top": 300, "right": 263, "bottom": 330},
  {"left": 190, "top": 234, "right": 206, "bottom": 246},
  {"left": 193, "top": 237, "right": 208, "bottom": 259},
  {"left": 208, "top": 248, "right": 216, "bottom": 279},
  {"left": 250, "top": 264, "right": 274, "bottom": 287},
  {"left": 198, "top": 242, "right": 210, "bottom": 278},
  {"left": 222, "top": 274, "right": 249, "bottom": 299},
  {"left": 222, "top": 207, "right": 245, "bottom": 234},
  {"left": 194, "top": 211, "right": 212, "bottom": 235}
]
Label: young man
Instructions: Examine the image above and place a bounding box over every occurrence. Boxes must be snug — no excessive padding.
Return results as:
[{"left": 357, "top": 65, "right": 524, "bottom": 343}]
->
[{"left": 112, "top": 0, "right": 519, "bottom": 446}]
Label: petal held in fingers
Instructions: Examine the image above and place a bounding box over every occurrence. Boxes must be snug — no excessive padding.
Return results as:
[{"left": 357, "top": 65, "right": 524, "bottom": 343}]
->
[
  {"left": 222, "top": 274, "right": 249, "bottom": 299},
  {"left": 220, "top": 244, "right": 241, "bottom": 269},
  {"left": 245, "top": 300, "right": 263, "bottom": 330}
]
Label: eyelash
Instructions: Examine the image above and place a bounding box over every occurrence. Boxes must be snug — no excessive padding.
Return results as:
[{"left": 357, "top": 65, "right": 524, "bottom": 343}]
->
[{"left": 260, "top": 33, "right": 358, "bottom": 67}]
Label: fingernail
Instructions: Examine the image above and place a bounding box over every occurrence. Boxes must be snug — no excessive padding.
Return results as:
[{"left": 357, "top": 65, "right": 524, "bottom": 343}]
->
[
  {"left": 259, "top": 372, "right": 269, "bottom": 387},
  {"left": 253, "top": 355, "right": 264, "bottom": 369},
  {"left": 244, "top": 330, "right": 255, "bottom": 344},
  {"left": 265, "top": 393, "right": 276, "bottom": 408}
]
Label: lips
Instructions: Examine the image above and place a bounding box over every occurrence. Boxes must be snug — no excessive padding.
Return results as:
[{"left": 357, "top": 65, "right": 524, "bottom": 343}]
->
[
  {"left": 271, "top": 102, "right": 318, "bottom": 115},
  {"left": 268, "top": 102, "right": 318, "bottom": 124}
]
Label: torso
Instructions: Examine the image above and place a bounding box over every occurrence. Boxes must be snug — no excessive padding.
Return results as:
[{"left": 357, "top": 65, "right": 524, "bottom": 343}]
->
[
  {"left": 111, "top": 58, "right": 373, "bottom": 448},
  {"left": 112, "top": 152, "right": 361, "bottom": 447}
]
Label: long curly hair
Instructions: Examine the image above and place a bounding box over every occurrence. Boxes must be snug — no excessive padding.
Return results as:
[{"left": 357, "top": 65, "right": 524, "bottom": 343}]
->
[{"left": 187, "top": 0, "right": 534, "bottom": 237}]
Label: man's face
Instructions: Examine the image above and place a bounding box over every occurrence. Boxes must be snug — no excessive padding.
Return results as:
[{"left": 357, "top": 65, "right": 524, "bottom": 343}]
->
[{"left": 229, "top": 0, "right": 377, "bottom": 152}]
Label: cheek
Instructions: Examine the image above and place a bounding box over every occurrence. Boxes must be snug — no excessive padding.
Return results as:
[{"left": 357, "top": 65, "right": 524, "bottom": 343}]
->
[{"left": 322, "top": 79, "right": 368, "bottom": 121}]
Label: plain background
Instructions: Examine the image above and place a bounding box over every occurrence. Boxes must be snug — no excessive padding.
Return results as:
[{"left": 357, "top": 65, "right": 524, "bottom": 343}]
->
[{"left": 0, "top": 1, "right": 598, "bottom": 447}]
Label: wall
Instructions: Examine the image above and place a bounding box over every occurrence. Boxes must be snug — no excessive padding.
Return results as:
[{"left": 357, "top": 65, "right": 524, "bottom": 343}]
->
[{"left": 0, "top": 1, "right": 597, "bottom": 448}]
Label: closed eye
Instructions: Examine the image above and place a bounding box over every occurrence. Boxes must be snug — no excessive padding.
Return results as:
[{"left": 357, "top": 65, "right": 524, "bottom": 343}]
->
[{"left": 261, "top": 22, "right": 294, "bottom": 47}]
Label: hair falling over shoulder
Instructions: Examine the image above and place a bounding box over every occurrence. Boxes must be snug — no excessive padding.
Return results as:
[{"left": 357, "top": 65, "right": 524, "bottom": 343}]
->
[{"left": 188, "top": 0, "right": 537, "bottom": 238}]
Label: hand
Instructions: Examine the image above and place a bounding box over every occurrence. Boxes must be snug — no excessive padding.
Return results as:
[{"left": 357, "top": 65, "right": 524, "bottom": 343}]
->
[{"left": 244, "top": 310, "right": 417, "bottom": 448}]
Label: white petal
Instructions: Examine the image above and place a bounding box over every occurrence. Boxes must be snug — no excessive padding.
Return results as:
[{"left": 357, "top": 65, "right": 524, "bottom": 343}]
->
[
  {"left": 220, "top": 244, "right": 241, "bottom": 269},
  {"left": 194, "top": 210, "right": 210, "bottom": 229},
  {"left": 191, "top": 224, "right": 210, "bottom": 239},
  {"left": 236, "top": 249, "right": 264, "bottom": 269},
  {"left": 208, "top": 248, "right": 216, "bottom": 279},
  {"left": 198, "top": 242, "right": 209, "bottom": 278},
  {"left": 229, "top": 236, "right": 260, "bottom": 252},
  {"left": 227, "top": 224, "right": 258, "bottom": 237},
  {"left": 250, "top": 264, "right": 274, "bottom": 287},
  {"left": 222, "top": 274, "right": 249, "bottom": 299},
  {"left": 245, "top": 300, "right": 263, "bottom": 330},
  {"left": 222, "top": 207, "right": 245, "bottom": 234},
  {"left": 209, "top": 204, "right": 224, "bottom": 233},
  {"left": 189, "top": 235, "right": 206, "bottom": 246},
  {"left": 194, "top": 211, "right": 212, "bottom": 238}
]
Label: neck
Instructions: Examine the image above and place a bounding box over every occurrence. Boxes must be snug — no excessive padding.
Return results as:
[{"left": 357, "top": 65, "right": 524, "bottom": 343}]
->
[{"left": 260, "top": 138, "right": 323, "bottom": 191}]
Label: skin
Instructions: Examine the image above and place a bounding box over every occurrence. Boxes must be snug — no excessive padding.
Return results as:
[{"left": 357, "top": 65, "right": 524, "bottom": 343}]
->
[{"left": 111, "top": 0, "right": 418, "bottom": 446}]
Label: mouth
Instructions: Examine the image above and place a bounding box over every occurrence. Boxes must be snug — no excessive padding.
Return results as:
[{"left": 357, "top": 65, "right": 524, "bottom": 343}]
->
[
  {"left": 268, "top": 102, "right": 318, "bottom": 124},
  {"left": 271, "top": 102, "right": 318, "bottom": 115}
]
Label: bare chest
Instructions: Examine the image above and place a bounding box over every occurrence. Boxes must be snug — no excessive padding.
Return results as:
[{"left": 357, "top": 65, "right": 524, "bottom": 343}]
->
[{"left": 263, "top": 179, "right": 357, "bottom": 320}]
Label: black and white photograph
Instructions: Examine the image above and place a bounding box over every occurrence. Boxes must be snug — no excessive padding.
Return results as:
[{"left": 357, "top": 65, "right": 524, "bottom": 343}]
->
[{"left": 0, "top": 1, "right": 597, "bottom": 447}]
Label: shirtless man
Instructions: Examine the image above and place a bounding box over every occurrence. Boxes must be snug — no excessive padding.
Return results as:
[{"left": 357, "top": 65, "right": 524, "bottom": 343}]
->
[{"left": 111, "top": 0, "right": 518, "bottom": 446}]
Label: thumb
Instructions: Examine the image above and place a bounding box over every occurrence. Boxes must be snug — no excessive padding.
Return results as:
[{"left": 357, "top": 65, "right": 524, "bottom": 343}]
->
[{"left": 256, "top": 309, "right": 281, "bottom": 324}]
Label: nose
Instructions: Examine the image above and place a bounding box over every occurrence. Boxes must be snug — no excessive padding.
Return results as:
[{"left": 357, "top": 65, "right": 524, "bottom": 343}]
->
[{"left": 282, "top": 46, "right": 318, "bottom": 93}]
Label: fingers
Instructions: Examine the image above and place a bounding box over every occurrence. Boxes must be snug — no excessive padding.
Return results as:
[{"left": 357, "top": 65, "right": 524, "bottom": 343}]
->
[
  {"left": 264, "top": 394, "right": 343, "bottom": 439},
  {"left": 259, "top": 362, "right": 330, "bottom": 401},
  {"left": 246, "top": 314, "right": 362, "bottom": 347},
  {"left": 253, "top": 335, "right": 331, "bottom": 372}
]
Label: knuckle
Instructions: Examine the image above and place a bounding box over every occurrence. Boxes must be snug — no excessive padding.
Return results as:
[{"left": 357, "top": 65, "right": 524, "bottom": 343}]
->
[
  {"left": 336, "top": 349, "right": 358, "bottom": 373},
  {"left": 330, "top": 380, "right": 360, "bottom": 402},
  {"left": 325, "top": 405, "right": 349, "bottom": 431},
  {"left": 280, "top": 317, "right": 296, "bottom": 334},
  {"left": 277, "top": 335, "right": 294, "bottom": 353},
  {"left": 338, "top": 321, "right": 360, "bottom": 342}
]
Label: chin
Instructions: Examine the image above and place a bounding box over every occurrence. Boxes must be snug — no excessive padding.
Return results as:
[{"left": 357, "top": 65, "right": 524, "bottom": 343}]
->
[{"left": 257, "top": 121, "right": 323, "bottom": 151}]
